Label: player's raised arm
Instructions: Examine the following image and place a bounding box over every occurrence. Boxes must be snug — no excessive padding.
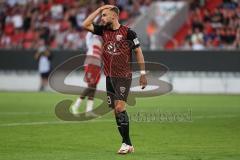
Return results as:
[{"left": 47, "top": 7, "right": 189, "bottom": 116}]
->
[{"left": 82, "top": 5, "right": 114, "bottom": 32}]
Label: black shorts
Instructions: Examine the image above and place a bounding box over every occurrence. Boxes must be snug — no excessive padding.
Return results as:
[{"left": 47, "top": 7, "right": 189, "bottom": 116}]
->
[
  {"left": 40, "top": 71, "right": 50, "bottom": 79},
  {"left": 106, "top": 76, "right": 132, "bottom": 108}
]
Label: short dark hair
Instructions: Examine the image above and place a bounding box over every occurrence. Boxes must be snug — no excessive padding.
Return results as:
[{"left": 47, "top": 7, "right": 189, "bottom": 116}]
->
[{"left": 110, "top": 6, "right": 120, "bottom": 16}]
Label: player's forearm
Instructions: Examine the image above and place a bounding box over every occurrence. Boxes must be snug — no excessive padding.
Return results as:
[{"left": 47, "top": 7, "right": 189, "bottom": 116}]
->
[
  {"left": 82, "top": 8, "right": 101, "bottom": 29},
  {"left": 135, "top": 47, "right": 146, "bottom": 73},
  {"left": 83, "top": 5, "right": 114, "bottom": 31}
]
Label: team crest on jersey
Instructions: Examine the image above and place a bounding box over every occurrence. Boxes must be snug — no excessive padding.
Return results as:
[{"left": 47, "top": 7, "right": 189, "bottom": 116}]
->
[
  {"left": 116, "top": 35, "right": 123, "bottom": 41},
  {"left": 120, "top": 86, "right": 126, "bottom": 94}
]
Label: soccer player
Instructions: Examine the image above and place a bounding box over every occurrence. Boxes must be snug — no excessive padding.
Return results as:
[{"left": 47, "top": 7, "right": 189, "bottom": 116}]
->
[
  {"left": 71, "top": 11, "right": 104, "bottom": 116},
  {"left": 71, "top": 0, "right": 115, "bottom": 116},
  {"left": 82, "top": 5, "right": 147, "bottom": 154},
  {"left": 34, "top": 39, "right": 52, "bottom": 91},
  {"left": 71, "top": 32, "right": 102, "bottom": 116}
]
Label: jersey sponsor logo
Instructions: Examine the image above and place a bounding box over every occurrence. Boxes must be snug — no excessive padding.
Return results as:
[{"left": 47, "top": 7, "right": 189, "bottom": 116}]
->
[
  {"left": 116, "top": 35, "right": 123, "bottom": 41},
  {"left": 106, "top": 42, "right": 121, "bottom": 55},
  {"left": 133, "top": 38, "right": 140, "bottom": 45}
]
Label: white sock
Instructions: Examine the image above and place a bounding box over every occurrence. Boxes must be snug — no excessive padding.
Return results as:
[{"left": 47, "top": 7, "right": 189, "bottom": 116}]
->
[
  {"left": 73, "top": 98, "right": 82, "bottom": 108},
  {"left": 86, "top": 100, "right": 94, "bottom": 112}
]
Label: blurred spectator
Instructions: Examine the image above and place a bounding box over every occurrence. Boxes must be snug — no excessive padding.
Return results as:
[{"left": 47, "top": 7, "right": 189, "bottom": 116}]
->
[
  {"left": 131, "top": 1, "right": 141, "bottom": 17},
  {"left": 210, "top": 8, "right": 223, "bottom": 28},
  {"left": 182, "top": 0, "right": 239, "bottom": 50},
  {"left": 76, "top": 7, "right": 87, "bottom": 29},
  {"left": 146, "top": 19, "right": 158, "bottom": 50},
  {"left": 192, "top": 39, "right": 205, "bottom": 50},
  {"left": 0, "top": 0, "right": 154, "bottom": 50},
  {"left": 0, "top": 0, "right": 149, "bottom": 49},
  {"left": 140, "top": 0, "right": 152, "bottom": 14},
  {"left": 10, "top": 10, "right": 23, "bottom": 29},
  {"left": 51, "top": 2, "right": 64, "bottom": 20},
  {"left": 116, "top": 0, "right": 128, "bottom": 8},
  {"left": 118, "top": 6, "right": 129, "bottom": 23},
  {"left": 192, "top": 16, "right": 204, "bottom": 32},
  {"left": 11, "top": 29, "right": 24, "bottom": 48},
  {"left": 191, "top": 28, "right": 204, "bottom": 44},
  {"left": 0, "top": 33, "right": 11, "bottom": 48},
  {"left": 64, "top": 27, "right": 82, "bottom": 49},
  {"left": 181, "top": 40, "right": 192, "bottom": 50},
  {"left": 23, "top": 27, "right": 38, "bottom": 49},
  {"left": 1, "top": 0, "right": 239, "bottom": 50}
]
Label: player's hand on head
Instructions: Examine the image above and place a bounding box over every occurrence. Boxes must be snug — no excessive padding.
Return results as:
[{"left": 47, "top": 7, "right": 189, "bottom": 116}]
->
[
  {"left": 140, "top": 75, "right": 147, "bottom": 89},
  {"left": 100, "top": 5, "right": 115, "bottom": 10}
]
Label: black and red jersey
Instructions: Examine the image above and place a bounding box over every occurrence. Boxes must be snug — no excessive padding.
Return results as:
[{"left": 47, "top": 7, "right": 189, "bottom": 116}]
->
[{"left": 93, "top": 24, "right": 140, "bottom": 78}]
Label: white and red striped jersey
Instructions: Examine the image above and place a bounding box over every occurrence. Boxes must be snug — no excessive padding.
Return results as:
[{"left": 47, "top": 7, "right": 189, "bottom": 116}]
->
[
  {"left": 84, "top": 15, "right": 103, "bottom": 68},
  {"left": 85, "top": 32, "right": 103, "bottom": 60}
]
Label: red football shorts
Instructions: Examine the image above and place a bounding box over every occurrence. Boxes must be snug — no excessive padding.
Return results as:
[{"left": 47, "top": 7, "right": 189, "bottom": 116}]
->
[{"left": 84, "top": 64, "right": 101, "bottom": 85}]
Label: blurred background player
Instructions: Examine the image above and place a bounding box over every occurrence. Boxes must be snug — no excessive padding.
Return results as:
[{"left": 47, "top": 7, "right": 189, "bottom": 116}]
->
[
  {"left": 70, "top": 32, "right": 102, "bottom": 116},
  {"left": 71, "top": 0, "right": 116, "bottom": 115},
  {"left": 72, "top": 1, "right": 107, "bottom": 116},
  {"left": 34, "top": 39, "right": 52, "bottom": 91}
]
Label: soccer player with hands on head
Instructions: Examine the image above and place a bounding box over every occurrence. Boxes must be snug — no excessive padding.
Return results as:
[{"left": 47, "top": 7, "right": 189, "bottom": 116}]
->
[{"left": 83, "top": 3, "right": 147, "bottom": 154}]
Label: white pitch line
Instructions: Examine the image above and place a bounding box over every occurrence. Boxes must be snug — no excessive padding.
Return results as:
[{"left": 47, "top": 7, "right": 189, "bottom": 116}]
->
[
  {"left": 0, "top": 121, "right": 69, "bottom": 127},
  {"left": 0, "top": 112, "right": 51, "bottom": 115},
  {"left": 0, "top": 120, "right": 113, "bottom": 127},
  {"left": 1, "top": 112, "right": 238, "bottom": 118},
  {"left": 0, "top": 115, "right": 239, "bottom": 127}
]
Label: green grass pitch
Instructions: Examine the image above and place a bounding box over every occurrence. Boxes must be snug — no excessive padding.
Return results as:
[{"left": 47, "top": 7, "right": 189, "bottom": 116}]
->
[{"left": 0, "top": 92, "right": 240, "bottom": 160}]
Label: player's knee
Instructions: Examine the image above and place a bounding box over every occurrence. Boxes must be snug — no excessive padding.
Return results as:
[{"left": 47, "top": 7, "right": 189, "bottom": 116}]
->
[
  {"left": 115, "top": 106, "right": 123, "bottom": 113},
  {"left": 85, "top": 85, "right": 96, "bottom": 98},
  {"left": 115, "top": 101, "right": 126, "bottom": 113}
]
